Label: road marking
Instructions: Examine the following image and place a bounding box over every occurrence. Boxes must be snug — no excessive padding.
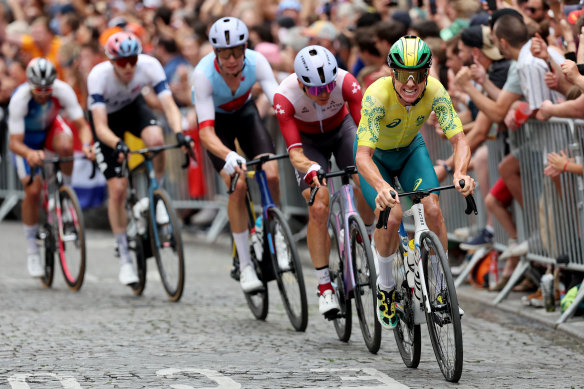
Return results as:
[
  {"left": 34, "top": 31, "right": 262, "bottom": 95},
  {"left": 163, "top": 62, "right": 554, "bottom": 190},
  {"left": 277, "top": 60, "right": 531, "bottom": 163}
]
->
[
  {"left": 310, "top": 368, "right": 409, "bottom": 389},
  {"left": 156, "top": 368, "right": 241, "bottom": 389},
  {"left": 8, "top": 373, "right": 81, "bottom": 389}
]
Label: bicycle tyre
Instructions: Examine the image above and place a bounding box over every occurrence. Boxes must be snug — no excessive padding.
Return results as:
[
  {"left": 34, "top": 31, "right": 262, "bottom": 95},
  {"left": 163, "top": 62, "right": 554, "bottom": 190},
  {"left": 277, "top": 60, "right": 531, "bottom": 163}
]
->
[
  {"left": 329, "top": 218, "right": 351, "bottom": 342},
  {"left": 130, "top": 233, "right": 147, "bottom": 295},
  {"left": 420, "top": 231, "right": 463, "bottom": 383},
  {"left": 40, "top": 223, "right": 55, "bottom": 288},
  {"left": 149, "top": 189, "right": 185, "bottom": 302},
  {"left": 234, "top": 240, "right": 269, "bottom": 320},
  {"left": 349, "top": 215, "right": 381, "bottom": 354},
  {"left": 393, "top": 247, "right": 421, "bottom": 368},
  {"left": 57, "top": 186, "right": 86, "bottom": 291},
  {"left": 268, "top": 207, "right": 308, "bottom": 331}
]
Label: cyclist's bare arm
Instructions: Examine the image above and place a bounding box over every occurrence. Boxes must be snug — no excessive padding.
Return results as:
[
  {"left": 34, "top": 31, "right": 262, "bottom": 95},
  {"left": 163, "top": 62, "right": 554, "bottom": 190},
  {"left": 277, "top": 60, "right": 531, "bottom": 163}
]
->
[
  {"left": 198, "top": 125, "right": 234, "bottom": 162},
  {"left": 355, "top": 145, "right": 398, "bottom": 210},
  {"left": 449, "top": 132, "right": 475, "bottom": 196},
  {"left": 288, "top": 147, "right": 324, "bottom": 187},
  {"left": 91, "top": 106, "right": 119, "bottom": 149},
  {"left": 9, "top": 133, "right": 43, "bottom": 166},
  {"left": 158, "top": 93, "right": 183, "bottom": 136},
  {"left": 72, "top": 116, "right": 95, "bottom": 160}
]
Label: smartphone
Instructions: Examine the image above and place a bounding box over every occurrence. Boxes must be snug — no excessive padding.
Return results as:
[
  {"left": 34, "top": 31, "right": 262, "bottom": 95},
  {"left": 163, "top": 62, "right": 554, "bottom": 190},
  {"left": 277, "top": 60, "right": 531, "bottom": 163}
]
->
[
  {"left": 487, "top": 0, "right": 497, "bottom": 11},
  {"left": 429, "top": 0, "right": 437, "bottom": 15}
]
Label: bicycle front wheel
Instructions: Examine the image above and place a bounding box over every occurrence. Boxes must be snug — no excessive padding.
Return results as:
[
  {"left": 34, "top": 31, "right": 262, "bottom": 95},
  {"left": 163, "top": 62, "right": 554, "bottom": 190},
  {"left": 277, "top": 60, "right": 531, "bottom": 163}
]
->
[
  {"left": 350, "top": 215, "right": 381, "bottom": 354},
  {"left": 420, "top": 231, "right": 463, "bottom": 383},
  {"left": 329, "top": 219, "right": 351, "bottom": 342},
  {"left": 57, "top": 186, "right": 86, "bottom": 291},
  {"left": 392, "top": 248, "right": 421, "bottom": 368},
  {"left": 40, "top": 223, "right": 55, "bottom": 288},
  {"left": 150, "top": 189, "right": 185, "bottom": 302},
  {"left": 268, "top": 207, "right": 308, "bottom": 332}
]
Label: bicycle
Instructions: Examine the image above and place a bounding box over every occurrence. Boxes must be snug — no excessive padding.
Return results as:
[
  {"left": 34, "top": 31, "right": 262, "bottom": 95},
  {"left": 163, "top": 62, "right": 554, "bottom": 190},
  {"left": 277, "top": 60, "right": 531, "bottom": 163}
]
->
[
  {"left": 121, "top": 143, "right": 194, "bottom": 302},
  {"left": 27, "top": 155, "right": 95, "bottom": 291},
  {"left": 308, "top": 165, "right": 381, "bottom": 353},
  {"left": 229, "top": 153, "right": 308, "bottom": 332},
  {"left": 376, "top": 179, "right": 477, "bottom": 382}
]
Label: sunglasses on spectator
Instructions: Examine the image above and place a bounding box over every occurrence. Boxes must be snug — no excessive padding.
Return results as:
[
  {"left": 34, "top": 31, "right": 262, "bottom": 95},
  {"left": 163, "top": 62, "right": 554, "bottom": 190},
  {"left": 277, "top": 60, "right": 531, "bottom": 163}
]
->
[
  {"left": 393, "top": 69, "right": 428, "bottom": 84},
  {"left": 216, "top": 45, "right": 245, "bottom": 60},
  {"left": 305, "top": 81, "right": 336, "bottom": 96},
  {"left": 114, "top": 56, "right": 138, "bottom": 68},
  {"left": 526, "top": 6, "right": 542, "bottom": 13},
  {"left": 31, "top": 86, "right": 53, "bottom": 95}
]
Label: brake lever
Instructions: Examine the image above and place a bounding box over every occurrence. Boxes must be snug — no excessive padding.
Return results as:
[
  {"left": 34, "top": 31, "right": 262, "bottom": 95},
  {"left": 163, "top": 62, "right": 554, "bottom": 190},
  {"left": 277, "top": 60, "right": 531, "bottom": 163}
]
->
[
  {"left": 375, "top": 190, "right": 396, "bottom": 229},
  {"left": 459, "top": 179, "right": 478, "bottom": 215}
]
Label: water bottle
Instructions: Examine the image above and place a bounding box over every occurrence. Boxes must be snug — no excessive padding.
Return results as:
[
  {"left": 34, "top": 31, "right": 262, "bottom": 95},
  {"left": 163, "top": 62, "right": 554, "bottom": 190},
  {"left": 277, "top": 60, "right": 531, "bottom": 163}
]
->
[
  {"left": 133, "top": 197, "right": 149, "bottom": 235},
  {"left": 541, "top": 273, "right": 555, "bottom": 312},
  {"left": 251, "top": 216, "right": 263, "bottom": 261}
]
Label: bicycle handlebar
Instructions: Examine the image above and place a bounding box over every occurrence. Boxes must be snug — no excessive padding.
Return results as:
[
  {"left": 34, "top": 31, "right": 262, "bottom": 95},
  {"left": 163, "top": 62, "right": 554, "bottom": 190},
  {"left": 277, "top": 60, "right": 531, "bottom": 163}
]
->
[
  {"left": 27, "top": 156, "right": 97, "bottom": 186},
  {"left": 307, "top": 165, "right": 358, "bottom": 206},
  {"left": 376, "top": 179, "right": 478, "bottom": 229},
  {"left": 119, "top": 142, "right": 196, "bottom": 178},
  {"left": 227, "top": 153, "right": 289, "bottom": 194}
]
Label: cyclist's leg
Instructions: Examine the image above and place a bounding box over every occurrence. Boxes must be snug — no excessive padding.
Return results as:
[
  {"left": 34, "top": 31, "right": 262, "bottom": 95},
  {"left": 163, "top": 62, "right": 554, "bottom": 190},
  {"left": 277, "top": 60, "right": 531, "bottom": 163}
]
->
[
  {"left": 332, "top": 114, "right": 375, "bottom": 231},
  {"left": 236, "top": 101, "right": 279, "bottom": 204},
  {"left": 13, "top": 153, "right": 43, "bottom": 275},
  {"left": 292, "top": 134, "right": 338, "bottom": 315},
  {"left": 46, "top": 115, "right": 74, "bottom": 182}
]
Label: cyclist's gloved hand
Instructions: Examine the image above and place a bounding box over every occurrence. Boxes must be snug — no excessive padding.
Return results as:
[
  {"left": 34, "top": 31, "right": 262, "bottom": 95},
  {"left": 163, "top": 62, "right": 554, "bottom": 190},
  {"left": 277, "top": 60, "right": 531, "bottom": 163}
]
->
[
  {"left": 115, "top": 140, "right": 129, "bottom": 162},
  {"left": 223, "top": 151, "right": 246, "bottom": 175},
  {"left": 176, "top": 132, "right": 193, "bottom": 148},
  {"left": 304, "top": 163, "right": 322, "bottom": 186}
]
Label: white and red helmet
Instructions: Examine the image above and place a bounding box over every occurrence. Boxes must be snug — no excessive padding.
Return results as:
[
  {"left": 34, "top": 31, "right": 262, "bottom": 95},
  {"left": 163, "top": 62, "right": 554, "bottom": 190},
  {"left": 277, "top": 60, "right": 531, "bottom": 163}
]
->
[{"left": 294, "top": 45, "right": 337, "bottom": 87}]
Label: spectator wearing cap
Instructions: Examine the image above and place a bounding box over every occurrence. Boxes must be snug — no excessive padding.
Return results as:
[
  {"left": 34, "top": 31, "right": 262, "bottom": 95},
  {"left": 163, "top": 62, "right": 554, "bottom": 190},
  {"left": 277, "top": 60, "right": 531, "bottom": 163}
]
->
[{"left": 303, "top": 20, "right": 347, "bottom": 70}]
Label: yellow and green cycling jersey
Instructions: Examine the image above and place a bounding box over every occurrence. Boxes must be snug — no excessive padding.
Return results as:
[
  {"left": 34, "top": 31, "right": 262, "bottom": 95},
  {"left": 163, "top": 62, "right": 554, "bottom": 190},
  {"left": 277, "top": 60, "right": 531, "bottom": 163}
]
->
[{"left": 357, "top": 76, "right": 463, "bottom": 150}]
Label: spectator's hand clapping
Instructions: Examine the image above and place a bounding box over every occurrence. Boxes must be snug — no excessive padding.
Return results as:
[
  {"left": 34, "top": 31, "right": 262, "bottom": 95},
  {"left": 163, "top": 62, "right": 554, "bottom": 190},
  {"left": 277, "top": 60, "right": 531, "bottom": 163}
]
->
[
  {"left": 454, "top": 66, "right": 472, "bottom": 89},
  {"left": 470, "top": 63, "right": 486, "bottom": 85},
  {"left": 536, "top": 100, "right": 554, "bottom": 121},
  {"left": 530, "top": 33, "right": 549, "bottom": 61},
  {"left": 561, "top": 59, "right": 580, "bottom": 84},
  {"left": 544, "top": 151, "right": 569, "bottom": 177}
]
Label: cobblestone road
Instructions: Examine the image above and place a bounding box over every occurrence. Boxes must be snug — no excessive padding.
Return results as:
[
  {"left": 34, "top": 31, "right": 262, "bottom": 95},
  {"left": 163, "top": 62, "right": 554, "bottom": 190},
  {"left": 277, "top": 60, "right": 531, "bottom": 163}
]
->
[{"left": 0, "top": 221, "right": 582, "bottom": 388}]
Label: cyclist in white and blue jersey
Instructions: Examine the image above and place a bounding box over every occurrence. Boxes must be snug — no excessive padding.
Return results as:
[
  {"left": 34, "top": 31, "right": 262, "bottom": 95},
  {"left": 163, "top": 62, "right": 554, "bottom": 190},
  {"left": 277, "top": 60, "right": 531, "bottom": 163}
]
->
[
  {"left": 8, "top": 57, "right": 94, "bottom": 278},
  {"left": 88, "top": 31, "right": 192, "bottom": 286},
  {"left": 191, "top": 17, "right": 280, "bottom": 293}
]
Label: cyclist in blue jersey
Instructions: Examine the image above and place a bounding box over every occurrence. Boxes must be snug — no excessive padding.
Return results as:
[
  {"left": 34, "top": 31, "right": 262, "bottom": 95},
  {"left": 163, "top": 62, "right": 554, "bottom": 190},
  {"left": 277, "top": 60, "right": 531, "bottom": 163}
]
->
[
  {"left": 8, "top": 58, "right": 95, "bottom": 277},
  {"left": 191, "top": 17, "right": 280, "bottom": 293}
]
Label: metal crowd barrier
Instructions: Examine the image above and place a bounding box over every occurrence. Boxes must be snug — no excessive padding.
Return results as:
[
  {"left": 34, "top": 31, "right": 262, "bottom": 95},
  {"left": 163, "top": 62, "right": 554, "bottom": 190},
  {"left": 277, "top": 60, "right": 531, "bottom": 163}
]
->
[{"left": 0, "top": 129, "right": 24, "bottom": 221}]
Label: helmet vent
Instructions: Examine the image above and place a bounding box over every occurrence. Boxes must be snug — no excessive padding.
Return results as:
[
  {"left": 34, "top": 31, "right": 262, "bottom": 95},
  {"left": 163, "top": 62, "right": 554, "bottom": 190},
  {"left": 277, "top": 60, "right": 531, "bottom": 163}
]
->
[
  {"left": 419, "top": 53, "right": 428, "bottom": 65},
  {"left": 308, "top": 49, "right": 317, "bottom": 56},
  {"left": 224, "top": 30, "right": 231, "bottom": 45},
  {"left": 302, "top": 76, "right": 311, "bottom": 84},
  {"left": 317, "top": 67, "right": 325, "bottom": 83},
  {"left": 332, "top": 67, "right": 337, "bottom": 76}
]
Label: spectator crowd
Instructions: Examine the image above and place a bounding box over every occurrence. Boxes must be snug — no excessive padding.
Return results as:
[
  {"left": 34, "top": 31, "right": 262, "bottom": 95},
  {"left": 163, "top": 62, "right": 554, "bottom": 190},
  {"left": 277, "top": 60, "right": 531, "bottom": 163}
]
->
[{"left": 2, "top": 0, "right": 584, "bottom": 313}]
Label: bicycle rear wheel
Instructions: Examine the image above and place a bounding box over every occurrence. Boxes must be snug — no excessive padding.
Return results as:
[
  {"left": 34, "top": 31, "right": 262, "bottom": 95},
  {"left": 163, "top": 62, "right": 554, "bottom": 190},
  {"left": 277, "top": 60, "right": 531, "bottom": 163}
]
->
[
  {"left": 233, "top": 241, "right": 269, "bottom": 320},
  {"left": 350, "top": 215, "right": 381, "bottom": 354},
  {"left": 420, "top": 231, "right": 463, "bottom": 383},
  {"left": 39, "top": 223, "right": 54, "bottom": 288},
  {"left": 57, "top": 186, "right": 86, "bottom": 291},
  {"left": 393, "top": 248, "right": 421, "bottom": 368},
  {"left": 150, "top": 189, "right": 185, "bottom": 302},
  {"left": 329, "top": 219, "right": 351, "bottom": 342},
  {"left": 268, "top": 207, "right": 308, "bottom": 331}
]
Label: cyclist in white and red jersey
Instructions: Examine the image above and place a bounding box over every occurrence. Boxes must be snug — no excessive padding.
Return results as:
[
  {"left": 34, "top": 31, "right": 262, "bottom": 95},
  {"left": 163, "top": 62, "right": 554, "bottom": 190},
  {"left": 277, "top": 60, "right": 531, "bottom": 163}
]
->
[
  {"left": 8, "top": 57, "right": 94, "bottom": 277},
  {"left": 87, "top": 31, "right": 192, "bottom": 286},
  {"left": 273, "top": 45, "right": 375, "bottom": 317},
  {"left": 191, "top": 17, "right": 280, "bottom": 293}
]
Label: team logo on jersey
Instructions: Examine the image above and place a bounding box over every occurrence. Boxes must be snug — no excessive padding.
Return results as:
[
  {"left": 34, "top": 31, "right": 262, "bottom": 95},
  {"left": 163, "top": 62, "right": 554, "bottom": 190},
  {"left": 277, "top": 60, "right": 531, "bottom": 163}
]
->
[
  {"left": 413, "top": 178, "right": 423, "bottom": 191},
  {"left": 301, "top": 106, "right": 310, "bottom": 114},
  {"left": 415, "top": 115, "right": 425, "bottom": 125},
  {"left": 274, "top": 104, "right": 285, "bottom": 115},
  {"left": 386, "top": 118, "right": 401, "bottom": 128}
]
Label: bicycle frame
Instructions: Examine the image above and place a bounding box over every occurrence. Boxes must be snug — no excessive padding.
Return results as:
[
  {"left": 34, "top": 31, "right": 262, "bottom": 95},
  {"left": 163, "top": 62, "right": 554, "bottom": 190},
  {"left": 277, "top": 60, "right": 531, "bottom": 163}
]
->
[
  {"left": 128, "top": 156, "right": 162, "bottom": 247},
  {"left": 329, "top": 173, "right": 359, "bottom": 299}
]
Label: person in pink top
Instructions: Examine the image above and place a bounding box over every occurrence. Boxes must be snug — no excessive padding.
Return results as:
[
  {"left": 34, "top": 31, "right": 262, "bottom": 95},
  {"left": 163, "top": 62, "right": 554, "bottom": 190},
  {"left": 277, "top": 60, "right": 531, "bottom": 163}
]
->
[{"left": 273, "top": 45, "right": 374, "bottom": 318}]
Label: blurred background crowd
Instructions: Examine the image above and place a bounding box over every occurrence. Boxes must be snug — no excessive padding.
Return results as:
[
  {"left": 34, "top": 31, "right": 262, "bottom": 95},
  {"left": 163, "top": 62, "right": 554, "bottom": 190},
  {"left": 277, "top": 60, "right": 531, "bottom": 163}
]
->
[{"left": 2, "top": 0, "right": 584, "bottom": 309}]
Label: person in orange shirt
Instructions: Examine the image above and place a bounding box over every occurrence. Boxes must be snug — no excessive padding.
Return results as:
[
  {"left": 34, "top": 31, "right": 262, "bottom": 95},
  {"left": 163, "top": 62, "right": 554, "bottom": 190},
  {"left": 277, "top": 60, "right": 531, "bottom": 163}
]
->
[{"left": 20, "top": 16, "right": 63, "bottom": 79}]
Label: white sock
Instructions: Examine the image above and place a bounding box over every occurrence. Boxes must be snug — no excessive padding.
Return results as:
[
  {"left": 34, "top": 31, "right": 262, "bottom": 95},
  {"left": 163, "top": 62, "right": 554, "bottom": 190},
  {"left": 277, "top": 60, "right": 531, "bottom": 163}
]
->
[
  {"left": 315, "top": 266, "right": 331, "bottom": 285},
  {"left": 63, "top": 174, "right": 72, "bottom": 186},
  {"left": 233, "top": 230, "right": 252, "bottom": 270},
  {"left": 24, "top": 224, "right": 39, "bottom": 254},
  {"left": 377, "top": 251, "right": 396, "bottom": 290},
  {"left": 485, "top": 225, "right": 494, "bottom": 234},
  {"left": 116, "top": 233, "right": 131, "bottom": 265}
]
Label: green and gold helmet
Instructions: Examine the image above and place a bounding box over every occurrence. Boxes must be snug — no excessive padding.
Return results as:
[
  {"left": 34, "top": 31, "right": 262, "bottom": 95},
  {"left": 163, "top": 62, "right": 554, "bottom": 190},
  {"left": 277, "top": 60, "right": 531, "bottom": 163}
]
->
[{"left": 387, "top": 35, "right": 432, "bottom": 70}]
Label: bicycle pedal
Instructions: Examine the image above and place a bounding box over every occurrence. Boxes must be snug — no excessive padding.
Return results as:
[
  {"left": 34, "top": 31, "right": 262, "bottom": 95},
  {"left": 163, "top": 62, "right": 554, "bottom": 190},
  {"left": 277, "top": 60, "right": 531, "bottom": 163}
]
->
[
  {"left": 230, "top": 267, "right": 240, "bottom": 281},
  {"left": 324, "top": 309, "right": 341, "bottom": 321}
]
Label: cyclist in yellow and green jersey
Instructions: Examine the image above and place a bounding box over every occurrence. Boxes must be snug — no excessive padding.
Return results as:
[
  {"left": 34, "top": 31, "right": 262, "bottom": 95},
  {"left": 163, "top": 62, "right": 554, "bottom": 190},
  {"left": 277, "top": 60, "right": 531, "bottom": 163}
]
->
[{"left": 354, "top": 36, "right": 476, "bottom": 330}]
